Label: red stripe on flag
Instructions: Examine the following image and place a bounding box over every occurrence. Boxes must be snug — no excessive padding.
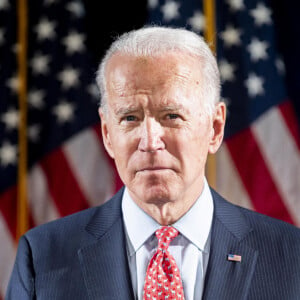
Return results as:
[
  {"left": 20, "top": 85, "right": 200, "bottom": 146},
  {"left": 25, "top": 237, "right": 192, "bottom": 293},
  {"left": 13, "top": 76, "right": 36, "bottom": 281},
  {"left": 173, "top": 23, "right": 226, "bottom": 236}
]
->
[
  {"left": 278, "top": 100, "right": 300, "bottom": 150},
  {"left": 92, "top": 123, "right": 123, "bottom": 192},
  {"left": 40, "top": 148, "right": 90, "bottom": 217},
  {"left": 0, "top": 186, "right": 17, "bottom": 239},
  {"left": 226, "top": 128, "right": 294, "bottom": 224}
]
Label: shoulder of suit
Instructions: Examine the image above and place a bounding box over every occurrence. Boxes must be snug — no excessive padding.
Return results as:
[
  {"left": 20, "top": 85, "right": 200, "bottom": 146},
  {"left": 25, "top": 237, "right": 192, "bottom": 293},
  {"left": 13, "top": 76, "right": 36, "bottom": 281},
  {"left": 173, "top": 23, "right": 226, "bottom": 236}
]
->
[
  {"left": 24, "top": 187, "right": 124, "bottom": 242},
  {"left": 211, "top": 188, "right": 300, "bottom": 241},
  {"left": 239, "top": 204, "right": 300, "bottom": 238}
]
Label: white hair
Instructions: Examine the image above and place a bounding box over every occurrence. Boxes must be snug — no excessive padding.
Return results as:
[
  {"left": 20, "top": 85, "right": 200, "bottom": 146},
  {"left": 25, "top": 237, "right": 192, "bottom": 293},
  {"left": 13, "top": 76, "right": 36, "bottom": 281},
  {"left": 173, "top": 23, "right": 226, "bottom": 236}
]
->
[{"left": 96, "top": 26, "right": 220, "bottom": 115}]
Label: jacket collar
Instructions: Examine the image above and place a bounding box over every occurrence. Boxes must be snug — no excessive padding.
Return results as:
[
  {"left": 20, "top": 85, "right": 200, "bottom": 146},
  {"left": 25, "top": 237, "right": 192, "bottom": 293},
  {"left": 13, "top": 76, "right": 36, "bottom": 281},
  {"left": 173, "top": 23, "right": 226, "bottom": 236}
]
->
[
  {"left": 78, "top": 188, "right": 134, "bottom": 300},
  {"left": 202, "top": 189, "right": 258, "bottom": 300},
  {"left": 78, "top": 187, "right": 258, "bottom": 299}
]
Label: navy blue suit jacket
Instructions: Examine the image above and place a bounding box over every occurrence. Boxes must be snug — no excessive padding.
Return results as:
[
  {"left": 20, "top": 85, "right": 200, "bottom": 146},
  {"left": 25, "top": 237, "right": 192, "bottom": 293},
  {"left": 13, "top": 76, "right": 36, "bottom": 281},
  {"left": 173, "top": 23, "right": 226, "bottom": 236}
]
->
[{"left": 6, "top": 188, "right": 300, "bottom": 299}]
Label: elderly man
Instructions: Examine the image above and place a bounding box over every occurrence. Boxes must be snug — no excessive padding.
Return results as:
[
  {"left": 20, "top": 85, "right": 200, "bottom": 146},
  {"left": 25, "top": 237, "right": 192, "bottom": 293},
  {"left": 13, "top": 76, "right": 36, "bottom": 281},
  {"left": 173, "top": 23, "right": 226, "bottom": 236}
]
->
[{"left": 6, "top": 26, "right": 300, "bottom": 300}]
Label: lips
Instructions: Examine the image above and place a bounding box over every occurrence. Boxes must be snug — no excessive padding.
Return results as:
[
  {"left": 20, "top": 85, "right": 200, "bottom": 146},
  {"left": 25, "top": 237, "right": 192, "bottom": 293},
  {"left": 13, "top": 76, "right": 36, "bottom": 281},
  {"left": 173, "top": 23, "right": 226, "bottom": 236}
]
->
[{"left": 138, "top": 167, "right": 171, "bottom": 172}]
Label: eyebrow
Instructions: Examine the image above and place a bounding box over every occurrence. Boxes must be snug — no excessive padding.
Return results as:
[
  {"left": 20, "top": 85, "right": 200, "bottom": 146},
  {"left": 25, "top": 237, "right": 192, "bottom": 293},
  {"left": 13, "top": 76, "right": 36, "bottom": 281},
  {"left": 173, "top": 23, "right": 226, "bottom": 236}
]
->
[
  {"left": 114, "top": 104, "right": 189, "bottom": 116},
  {"left": 115, "top": 106, "right": 140, "bottom": 116},
  {"left": 159, "top": 104, "right": 189, "bottom": 114}
]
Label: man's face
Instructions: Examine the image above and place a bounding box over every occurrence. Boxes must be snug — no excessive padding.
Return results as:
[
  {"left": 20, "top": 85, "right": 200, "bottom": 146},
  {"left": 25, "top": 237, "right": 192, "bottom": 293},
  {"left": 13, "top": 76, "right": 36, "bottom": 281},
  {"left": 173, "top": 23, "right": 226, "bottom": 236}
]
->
[{"left": 100, "top": 52, "right": 225, "bottom": 210}]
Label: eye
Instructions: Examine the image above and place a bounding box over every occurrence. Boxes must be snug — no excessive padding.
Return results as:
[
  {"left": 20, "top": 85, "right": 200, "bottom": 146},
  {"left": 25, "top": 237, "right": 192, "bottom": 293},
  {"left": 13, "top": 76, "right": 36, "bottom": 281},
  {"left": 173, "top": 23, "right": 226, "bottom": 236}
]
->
[
  {"left": 126, "top": 115, "right": 136, "bottom": 121},
  {"left": 120, "top": 115, "right": 139, "bottom": 125},
  {"left": 167, "top": 113, "right": 180, "bottom": 120}
]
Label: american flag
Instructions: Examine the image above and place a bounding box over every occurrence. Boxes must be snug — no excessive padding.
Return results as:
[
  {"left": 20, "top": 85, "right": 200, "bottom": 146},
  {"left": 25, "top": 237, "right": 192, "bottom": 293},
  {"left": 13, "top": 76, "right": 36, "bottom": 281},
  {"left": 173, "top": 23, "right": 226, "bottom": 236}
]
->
[
  {"left": 1, "top": 0, "right": 300, "bottom": 298},
  {"left": 227, "top": 253, "right": 242, "bottom": 262},
  {"left": 0, "top": 0, "right": 122, "bottom": 297},
  {"left": 147, "top": 0, "right": 300, "bottom": 224}
]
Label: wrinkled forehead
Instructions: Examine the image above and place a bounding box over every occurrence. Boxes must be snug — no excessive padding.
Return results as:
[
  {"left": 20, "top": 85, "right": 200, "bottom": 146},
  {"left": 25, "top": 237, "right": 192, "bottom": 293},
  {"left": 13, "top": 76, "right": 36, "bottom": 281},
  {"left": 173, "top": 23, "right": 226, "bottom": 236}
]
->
[
  {"left": 106, "top": 50, "right": 203, "bottom": 75},
  {"left": 105, "top": 51, "right": 204, "bottom": 97}
]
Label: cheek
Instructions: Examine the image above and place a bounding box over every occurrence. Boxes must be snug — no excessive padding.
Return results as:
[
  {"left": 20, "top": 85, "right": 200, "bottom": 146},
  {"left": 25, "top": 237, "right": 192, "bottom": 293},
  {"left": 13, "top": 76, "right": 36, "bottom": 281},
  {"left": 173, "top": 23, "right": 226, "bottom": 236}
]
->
[
  {"left": 176, "top": 130, "right": 210, "bottom": 164},
  {"left": 110, "top": 135, "right": 138, "bottom": 172}
]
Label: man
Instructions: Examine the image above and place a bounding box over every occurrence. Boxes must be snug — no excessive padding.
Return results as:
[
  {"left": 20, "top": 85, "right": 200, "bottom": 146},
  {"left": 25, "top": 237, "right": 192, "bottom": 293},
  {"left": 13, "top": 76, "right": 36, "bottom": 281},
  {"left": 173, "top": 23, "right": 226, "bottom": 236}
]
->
[{"left": 6, "top": 26, "right": 300, "bottom": 299}]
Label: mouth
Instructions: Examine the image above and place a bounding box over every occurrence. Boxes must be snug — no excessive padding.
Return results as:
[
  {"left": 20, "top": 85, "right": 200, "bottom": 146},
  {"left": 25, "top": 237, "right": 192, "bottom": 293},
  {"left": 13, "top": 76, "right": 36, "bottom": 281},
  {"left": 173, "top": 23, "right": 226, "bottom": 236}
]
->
[{"left": 138, "top": 167, "right": 171, "bottom": 172}]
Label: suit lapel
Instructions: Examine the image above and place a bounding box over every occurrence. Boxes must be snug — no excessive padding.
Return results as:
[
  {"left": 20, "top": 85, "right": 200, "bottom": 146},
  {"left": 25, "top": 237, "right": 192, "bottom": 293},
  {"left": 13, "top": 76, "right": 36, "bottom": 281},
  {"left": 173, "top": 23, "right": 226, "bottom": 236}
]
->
[
  {"left": 77, "top": 188, "right": 258, "bottom": 299},
  {"left": 202, "top": 190, "right": 258, "bottom": 300},
  {"left": 78, "top": 189, "right": 134, "bottom": 300}
]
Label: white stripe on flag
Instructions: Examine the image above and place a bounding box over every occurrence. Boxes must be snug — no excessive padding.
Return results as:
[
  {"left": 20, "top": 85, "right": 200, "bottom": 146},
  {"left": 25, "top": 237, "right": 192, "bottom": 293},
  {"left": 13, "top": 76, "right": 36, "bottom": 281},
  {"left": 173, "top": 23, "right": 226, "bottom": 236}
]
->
[
  {"left": 28, "top": 165, "right": 60, "bottom": 225},
  {"left": 252, "top": 106, "right": 300, "bottom": 226},
  {"left": 63, "top": 128, "right": 115, "bottom": 207},
  {"left": 216, "top": 145, "right": 253, "bottom": 210},
  {"left": 0, "top": 213, "right": 16, "bottom": 298}
]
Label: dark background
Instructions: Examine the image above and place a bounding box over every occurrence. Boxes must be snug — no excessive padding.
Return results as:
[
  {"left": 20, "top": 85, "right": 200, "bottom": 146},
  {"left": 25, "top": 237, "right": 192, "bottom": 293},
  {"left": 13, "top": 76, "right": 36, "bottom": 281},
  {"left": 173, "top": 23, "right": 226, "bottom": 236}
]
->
[
  {"left": 84, "top": 1, "right": 148, "bottom": 64},
  {"left": 83, "top": 1, "right": 300, "bottom": 126}
]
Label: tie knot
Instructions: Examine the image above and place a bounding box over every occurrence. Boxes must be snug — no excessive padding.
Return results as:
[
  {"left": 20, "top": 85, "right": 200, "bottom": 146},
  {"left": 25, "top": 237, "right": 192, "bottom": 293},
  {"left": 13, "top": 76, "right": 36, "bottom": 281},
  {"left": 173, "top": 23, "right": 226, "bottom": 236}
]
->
[{"left": 155, "top": 226, "right": 179, "bottom": 250}]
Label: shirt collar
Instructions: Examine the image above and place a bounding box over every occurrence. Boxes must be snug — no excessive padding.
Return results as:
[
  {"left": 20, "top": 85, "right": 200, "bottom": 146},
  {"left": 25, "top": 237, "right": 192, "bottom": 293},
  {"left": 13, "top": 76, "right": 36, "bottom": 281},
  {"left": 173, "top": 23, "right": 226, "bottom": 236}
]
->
[
  {"left": 122, "top": 177, "right": 214, "bottom": 255},
  {"left": 172, "top": 178, "right": 213, "bottom": 253},
  {"left": 122, "top": 188, "right": 160, "bottom": 255}
]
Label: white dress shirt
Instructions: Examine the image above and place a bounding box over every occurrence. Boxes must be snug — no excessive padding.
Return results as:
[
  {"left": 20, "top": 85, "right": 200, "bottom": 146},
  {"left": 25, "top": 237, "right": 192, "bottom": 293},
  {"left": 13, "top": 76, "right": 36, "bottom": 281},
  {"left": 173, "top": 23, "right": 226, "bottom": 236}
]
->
[{"left": 122, "top": 177, "right": 214, "bottom": 300}]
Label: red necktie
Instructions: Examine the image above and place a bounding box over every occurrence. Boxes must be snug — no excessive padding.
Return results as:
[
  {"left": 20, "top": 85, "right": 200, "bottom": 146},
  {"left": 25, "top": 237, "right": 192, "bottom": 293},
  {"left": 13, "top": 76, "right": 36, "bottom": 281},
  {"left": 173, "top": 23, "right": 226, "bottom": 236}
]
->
[{"left": 143, "top": 226, "right": 185, "bottom": 300}]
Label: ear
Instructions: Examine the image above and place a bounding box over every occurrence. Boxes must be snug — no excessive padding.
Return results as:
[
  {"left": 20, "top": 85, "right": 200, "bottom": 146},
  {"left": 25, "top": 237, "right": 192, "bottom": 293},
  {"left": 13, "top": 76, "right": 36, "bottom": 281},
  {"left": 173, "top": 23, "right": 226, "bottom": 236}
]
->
[
  {"left": 99, "top": 108, "right": 115, "bottom": 159},
  {"left": 208, "top": 102, "right": 226, "bottom": 154}
]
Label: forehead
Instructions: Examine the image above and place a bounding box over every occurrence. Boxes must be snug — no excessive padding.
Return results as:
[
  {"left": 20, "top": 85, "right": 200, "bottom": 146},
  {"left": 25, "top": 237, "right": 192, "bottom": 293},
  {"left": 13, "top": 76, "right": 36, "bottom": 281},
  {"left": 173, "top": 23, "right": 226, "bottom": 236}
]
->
[{"left": 105, "top": 52, "right": 203, "bottom": 96}]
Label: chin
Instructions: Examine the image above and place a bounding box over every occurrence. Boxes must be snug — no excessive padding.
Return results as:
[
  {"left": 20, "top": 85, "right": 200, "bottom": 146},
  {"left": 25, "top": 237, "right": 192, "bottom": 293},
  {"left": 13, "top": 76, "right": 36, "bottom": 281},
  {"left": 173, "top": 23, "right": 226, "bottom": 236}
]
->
[
  {"left": 137, "top": 184, "right": 176, "bottom": 205},
  {"left": 126, "top": 173, "right": 180, "bottom": 204}
]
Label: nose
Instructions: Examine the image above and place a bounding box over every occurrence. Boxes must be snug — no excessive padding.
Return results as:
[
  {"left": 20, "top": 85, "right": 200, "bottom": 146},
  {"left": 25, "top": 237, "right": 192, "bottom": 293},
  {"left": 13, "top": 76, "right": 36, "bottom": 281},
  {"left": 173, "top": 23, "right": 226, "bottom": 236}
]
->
[{"left": 138, "top": 117, "right": 165, "bottom": 152}]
